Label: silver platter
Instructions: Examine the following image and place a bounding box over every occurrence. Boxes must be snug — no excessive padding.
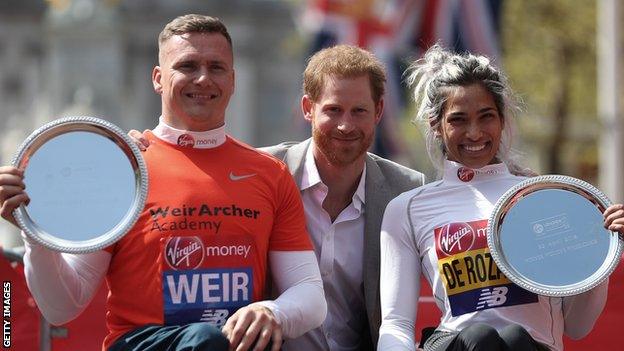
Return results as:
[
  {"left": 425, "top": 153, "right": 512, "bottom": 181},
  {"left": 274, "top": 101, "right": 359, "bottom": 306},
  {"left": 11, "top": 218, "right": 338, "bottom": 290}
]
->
[
  {"left": 487, "top": 175, "right": 622, "bottom": 297},
  {"left": 11, "top": 116, "right": 148, "bottom": 253}
]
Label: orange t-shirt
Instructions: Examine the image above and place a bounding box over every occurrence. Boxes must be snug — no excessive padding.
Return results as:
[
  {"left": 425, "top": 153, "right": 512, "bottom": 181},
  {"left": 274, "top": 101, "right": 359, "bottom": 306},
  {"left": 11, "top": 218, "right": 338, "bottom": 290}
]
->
[{"left": 102, "top": 132, "right": 312, "bottom": 349}]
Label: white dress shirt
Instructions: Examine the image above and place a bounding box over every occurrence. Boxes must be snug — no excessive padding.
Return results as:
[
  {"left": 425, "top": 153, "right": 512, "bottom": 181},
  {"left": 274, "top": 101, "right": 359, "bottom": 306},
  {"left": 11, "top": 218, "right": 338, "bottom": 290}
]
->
[{"left": 283, "top": 144, "right": 367, "bottom": 351}]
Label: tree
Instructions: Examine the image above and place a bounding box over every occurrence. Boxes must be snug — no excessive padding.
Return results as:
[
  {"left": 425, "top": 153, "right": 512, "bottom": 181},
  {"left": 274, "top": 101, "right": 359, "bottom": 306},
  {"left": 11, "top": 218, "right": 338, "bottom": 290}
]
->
[{"left": 502, "top": 0, "right": 597, "bottom": 178}]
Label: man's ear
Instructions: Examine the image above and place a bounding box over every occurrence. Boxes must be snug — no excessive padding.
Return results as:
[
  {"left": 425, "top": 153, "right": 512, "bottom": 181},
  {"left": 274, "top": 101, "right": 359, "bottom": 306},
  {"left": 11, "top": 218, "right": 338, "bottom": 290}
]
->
[
  {"left": 374, "top": 98, "right": 385, "bottom": 124},
  {"left": 231, "top": 68, "right": 236, "bottom": 94},
  {"left": 152, "top": 66, "right": 162, "bottom": 94},
  {"left": 302, "top": 95, "right": 314, "bottom": 122}
]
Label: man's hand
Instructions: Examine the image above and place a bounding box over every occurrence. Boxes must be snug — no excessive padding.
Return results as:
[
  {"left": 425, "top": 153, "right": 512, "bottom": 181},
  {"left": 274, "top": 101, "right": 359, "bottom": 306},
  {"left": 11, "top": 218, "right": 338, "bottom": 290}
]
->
[
  {"left": 127, "top": 129, "right": 151, "bottom": 151},
  {"left": 0, "top": 166, "right": 29, "bottom": 227},
  {"left": 222, "top": 303, "right": 282, "bottom": 351}
]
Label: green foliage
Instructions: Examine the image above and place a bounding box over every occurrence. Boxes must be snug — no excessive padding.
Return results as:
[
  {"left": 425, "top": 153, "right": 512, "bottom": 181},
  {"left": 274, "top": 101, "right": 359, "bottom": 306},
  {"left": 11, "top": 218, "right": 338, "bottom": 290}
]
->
[
  {"left": 503, "top": 0, "right": 596, "bottom": 116},
  {"left": 502, "top": 0, "right": 598, "bottom": 178}
]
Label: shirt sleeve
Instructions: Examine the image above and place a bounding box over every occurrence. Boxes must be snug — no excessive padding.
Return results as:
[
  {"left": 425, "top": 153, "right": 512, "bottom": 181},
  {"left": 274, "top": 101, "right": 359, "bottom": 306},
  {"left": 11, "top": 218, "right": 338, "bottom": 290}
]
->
[
  {"left": 255, "top": 250, "right": 326, "bottom": 338},
  {"left": 562, "top": 279, "right": 608, "bottom": 339},
  {"left": 22, "top": 235, "right": 110, "bottom": 325},
  {"left": 268, "top": 166, "right": 313, "bottom": 251},
  {"left": 378, "top": 195, "right": 421, "bottom": 351}
]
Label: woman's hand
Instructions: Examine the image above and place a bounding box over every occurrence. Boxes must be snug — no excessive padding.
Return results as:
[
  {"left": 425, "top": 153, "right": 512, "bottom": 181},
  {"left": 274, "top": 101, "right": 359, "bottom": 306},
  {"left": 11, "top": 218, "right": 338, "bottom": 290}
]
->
[{"left": 603, "top": 204, "right": 624, "bottom": 236}]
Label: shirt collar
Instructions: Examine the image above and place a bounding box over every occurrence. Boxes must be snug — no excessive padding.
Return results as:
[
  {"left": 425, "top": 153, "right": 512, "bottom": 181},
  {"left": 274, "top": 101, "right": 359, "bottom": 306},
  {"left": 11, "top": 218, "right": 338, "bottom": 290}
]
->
[
  {"left": 352, "top": 165, "right": 366, "bottom": 211},
  {"left": 443, "top": 159, "right": 510, "bottom": 184},
  {"left": 301, "top": 141, "right": 366, "bottom": 210},
  {"left": 152, "top": 116, "right": 227, "bottom": 149},
  {"left": 301, "top": 143, "right": 323, "bottom": 191}
]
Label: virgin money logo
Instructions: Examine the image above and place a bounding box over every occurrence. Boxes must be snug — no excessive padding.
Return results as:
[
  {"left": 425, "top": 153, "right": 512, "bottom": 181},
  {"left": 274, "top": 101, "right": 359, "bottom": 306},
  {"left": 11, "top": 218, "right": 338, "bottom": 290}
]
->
[
  {"left": 438, "top": 222, "right": 476, "bottom": 256},
  {"left": 177, "top": 134, "right": 195, "bottom": 147},
  {"left": 165, "top": 236, "right": 204, "bottom": 270},
  {"left": 457, "top": 167, "right": 475, "bottom": 182}
]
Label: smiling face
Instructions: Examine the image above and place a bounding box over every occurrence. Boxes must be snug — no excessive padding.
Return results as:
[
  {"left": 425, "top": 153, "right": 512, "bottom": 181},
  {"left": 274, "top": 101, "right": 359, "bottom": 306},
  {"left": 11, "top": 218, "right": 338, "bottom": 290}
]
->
[
  {"left": 152, "top": 32, "right": 235, "bottom": 131},
  {"left": 304, "top": 74, "right": 383, "bottom": 167},
  {"left": 437, "top": 83, "right": 503, "bottom": 169}
]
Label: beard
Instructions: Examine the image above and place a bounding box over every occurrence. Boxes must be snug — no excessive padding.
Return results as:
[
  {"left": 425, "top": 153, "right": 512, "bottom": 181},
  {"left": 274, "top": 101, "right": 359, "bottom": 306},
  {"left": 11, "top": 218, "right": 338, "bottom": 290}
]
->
[{"left": 312, "top": 127, "right": 374, "bottom": 167}]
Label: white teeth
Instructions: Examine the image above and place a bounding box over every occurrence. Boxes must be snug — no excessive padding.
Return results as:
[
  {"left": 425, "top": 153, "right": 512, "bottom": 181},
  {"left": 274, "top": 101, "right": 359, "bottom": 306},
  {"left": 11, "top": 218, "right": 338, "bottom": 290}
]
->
[
  {"left": 189, "top": 93, "right": 215, "bottom": 99},
  {"left": 464, "top": 144, "right": 485, "bottom": 152}
]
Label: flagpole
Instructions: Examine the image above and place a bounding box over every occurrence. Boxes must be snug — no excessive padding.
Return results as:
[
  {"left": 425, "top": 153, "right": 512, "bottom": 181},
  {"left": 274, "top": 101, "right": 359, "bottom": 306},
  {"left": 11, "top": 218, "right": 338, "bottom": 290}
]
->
[{"left": 598, "top": 0, "right": 622, "bottom": 202}]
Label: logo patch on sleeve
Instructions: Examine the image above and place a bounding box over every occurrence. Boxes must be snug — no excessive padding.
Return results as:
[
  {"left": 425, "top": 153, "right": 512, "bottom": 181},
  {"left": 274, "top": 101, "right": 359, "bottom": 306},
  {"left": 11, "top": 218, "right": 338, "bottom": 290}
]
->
[{"left": 434, "top": 219, "right": 538, "bottom": 316}]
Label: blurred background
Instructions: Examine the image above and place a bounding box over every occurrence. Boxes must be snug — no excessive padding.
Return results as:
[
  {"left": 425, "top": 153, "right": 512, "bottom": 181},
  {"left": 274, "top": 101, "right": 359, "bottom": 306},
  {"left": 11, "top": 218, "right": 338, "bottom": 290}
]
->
[
  {"left": 1, "top": 2, "right": 623, "bottom": 350},
  {"left": 0, "top": 0, "right": 622, "bottom": 244}
]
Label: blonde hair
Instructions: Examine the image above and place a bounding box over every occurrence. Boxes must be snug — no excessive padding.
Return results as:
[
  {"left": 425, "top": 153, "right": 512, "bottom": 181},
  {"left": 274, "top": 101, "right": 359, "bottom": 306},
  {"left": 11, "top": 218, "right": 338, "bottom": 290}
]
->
[{"left": 158, "top": 14, "right": 231, "bottom": 48}]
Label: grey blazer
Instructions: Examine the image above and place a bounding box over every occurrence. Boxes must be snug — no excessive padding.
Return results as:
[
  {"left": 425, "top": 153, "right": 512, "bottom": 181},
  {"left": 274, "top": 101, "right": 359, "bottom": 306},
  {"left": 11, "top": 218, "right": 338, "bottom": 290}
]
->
[{"left": 261, "top": 139, "right": 425, "bottom": 350}]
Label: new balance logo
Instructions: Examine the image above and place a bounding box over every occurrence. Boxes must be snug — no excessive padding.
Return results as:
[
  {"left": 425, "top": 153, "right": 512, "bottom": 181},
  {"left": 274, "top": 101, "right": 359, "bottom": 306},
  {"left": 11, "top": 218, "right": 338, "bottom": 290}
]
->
[
  {"left": 201, "top": 309, "right": 229, "bottom": 327},
  {"left": 476, "top": 286, "right": 509, "bottom": 310},
  {"left": 229, "top": 172, "right": 256, "bottom": 181}
]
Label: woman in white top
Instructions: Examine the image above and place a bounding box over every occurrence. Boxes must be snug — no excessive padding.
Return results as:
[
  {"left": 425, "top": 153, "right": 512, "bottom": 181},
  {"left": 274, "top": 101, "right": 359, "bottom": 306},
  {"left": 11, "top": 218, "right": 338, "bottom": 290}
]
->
[{"left": 377, "top": 45, "right": 624, "bottom": 351}]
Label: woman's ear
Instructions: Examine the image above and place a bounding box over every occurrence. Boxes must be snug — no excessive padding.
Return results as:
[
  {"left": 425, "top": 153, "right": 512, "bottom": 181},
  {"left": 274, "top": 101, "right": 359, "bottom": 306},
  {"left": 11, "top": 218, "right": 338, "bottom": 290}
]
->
[{"left": 430, "top": 118, "right": 441, "bottom": 138}]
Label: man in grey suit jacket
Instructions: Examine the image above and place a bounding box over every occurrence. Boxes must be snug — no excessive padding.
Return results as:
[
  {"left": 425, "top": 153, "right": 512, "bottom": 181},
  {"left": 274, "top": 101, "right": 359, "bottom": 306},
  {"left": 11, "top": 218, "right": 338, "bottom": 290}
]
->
[{"left": 262, "top": 45, "right": 424, "bottom": 351}]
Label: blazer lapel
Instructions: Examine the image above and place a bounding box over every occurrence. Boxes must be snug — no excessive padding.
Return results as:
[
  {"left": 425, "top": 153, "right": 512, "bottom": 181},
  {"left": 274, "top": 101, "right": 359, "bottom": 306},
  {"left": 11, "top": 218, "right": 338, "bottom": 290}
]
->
[
  {"left": 362, "top": 154, "right": 392, "bottom": 339},
  {"left": 281, "top": 139, "right": 311, "bottom": 189}
]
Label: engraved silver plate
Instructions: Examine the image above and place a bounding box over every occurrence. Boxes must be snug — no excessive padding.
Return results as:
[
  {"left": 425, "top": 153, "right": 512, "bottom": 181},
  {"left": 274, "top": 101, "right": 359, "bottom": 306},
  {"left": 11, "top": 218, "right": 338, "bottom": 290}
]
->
[
  {"left": 487, "top": 175, "right": 622, "bottom": 296},
  {"left": 11, "top": 116, "right": 148, "bottom": 253}
]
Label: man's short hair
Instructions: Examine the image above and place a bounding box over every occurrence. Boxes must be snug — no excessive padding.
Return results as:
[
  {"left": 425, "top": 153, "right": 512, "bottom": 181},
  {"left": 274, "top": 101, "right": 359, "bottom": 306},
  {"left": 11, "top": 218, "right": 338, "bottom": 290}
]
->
[
  {"left": 158, "top": 14, "right": 232, "bottom": 47},
  {"left": 303, "top": 45, "right": 386, "bottom": 104}
]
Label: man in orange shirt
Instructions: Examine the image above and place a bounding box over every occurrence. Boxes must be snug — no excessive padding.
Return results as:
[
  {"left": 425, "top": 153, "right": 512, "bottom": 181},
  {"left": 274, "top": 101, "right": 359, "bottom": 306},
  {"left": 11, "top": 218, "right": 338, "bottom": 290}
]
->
[{"left": 0, "top": 14, "right": 326, "bottom": 351}]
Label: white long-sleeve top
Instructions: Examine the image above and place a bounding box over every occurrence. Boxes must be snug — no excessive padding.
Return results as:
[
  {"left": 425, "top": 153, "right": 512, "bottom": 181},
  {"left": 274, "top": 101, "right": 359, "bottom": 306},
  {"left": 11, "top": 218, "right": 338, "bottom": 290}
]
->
[{"left": 378, "top": 161, "right": 607, "bottom": 351}]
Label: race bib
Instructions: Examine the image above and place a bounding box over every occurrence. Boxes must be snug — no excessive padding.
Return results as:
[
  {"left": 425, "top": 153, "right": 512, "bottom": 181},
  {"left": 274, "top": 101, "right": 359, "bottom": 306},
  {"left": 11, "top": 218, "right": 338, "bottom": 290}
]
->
[
  {"left": 434, "top": 219, "right": 538, "bottom": 316},
  {"left": 162, "top": 235, "right": 256, "bottom": 327}
]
